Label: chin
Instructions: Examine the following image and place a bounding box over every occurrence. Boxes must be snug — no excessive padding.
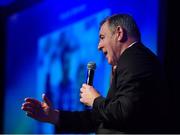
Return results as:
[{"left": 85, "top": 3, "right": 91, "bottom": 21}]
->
[{"left": 107, "top": 59, "right": 112, "bottom": 65}]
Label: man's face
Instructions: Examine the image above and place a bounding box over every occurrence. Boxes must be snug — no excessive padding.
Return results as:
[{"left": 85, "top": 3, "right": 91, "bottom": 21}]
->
[{"left": 98, "top": 22, "right": 119, "bottom": 66}]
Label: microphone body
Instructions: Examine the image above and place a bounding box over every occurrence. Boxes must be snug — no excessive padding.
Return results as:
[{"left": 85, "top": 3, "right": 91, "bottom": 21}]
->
[{"left": 86, "top": 62, "right": 96, "bottom": 86}]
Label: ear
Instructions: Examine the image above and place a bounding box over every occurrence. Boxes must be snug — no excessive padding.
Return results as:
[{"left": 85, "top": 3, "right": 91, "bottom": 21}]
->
[
  {"left": 116, "top": 26, "right": 124, "bottom": 41},
  {"left": 116, "top": 26, "right": 127, "bottom": 42}
]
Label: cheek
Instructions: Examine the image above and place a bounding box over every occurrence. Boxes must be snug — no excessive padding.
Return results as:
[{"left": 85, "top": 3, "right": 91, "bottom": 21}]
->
[
  {"left": 104, "top": 40, "right": 111, "bottom": 50},
  {"left": 106, "top": 42, "right": 113, "bottom": 54}
]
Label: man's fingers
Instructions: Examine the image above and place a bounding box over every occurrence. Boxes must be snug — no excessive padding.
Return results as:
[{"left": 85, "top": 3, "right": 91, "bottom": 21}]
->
[
  {"left": 22, "top": 102, "right": 37, "bottom": 109},
  {"left": 42, "top": 94, "right": 52, "bottom": 107},
  {"left": 22, "top": 106, "right": 34, "bottom": 113},
  {"left": 25, "top": 98, "right": 41, "bottom": 105},
  {"left": 80, "top": 91, "right": 85, "bottom": 98},
  {"left": 22, "top": 102, "right": 41, "bottom": 109},
  {"left": 80, "top": 98, "right": 88, "bottom": 106},
  {"left": 80, "top": 98, "right": 83, "bottom": 103},
  {"left": 82, "top": 83, "right": 88, "bottom": 88},
  {"left": 82, "top": 84, "right": 91, "bottom": 91},
  {"left": 80, "top": 88, "right": 85, "bottom": 93}
]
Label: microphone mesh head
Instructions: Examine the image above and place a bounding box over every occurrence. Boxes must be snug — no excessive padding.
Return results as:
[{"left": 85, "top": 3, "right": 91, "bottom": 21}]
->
[{"left": 87, "top": 61, "right": 96, "bottom": 70}]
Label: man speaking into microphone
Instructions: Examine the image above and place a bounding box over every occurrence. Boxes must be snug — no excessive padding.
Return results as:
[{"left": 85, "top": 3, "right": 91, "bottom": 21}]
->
[{"left": 21, "top": 14, "right": 169, "bottom": 133}]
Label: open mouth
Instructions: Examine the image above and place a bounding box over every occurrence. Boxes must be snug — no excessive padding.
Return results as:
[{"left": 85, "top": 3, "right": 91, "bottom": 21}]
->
[{"left": 104, "top": 52, "right": 107, "bottom": 56}]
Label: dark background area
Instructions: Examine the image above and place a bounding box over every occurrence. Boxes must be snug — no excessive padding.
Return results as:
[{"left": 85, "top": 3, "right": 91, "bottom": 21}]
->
[
  {"left": 163, "top": 0, "right": 180, "bottom": 132},
  {"left": 0, "top": 13, "right": 5, "bottom": 134},
  {"left": 0, "top": 0, "right": 180, "bottom": 133}
]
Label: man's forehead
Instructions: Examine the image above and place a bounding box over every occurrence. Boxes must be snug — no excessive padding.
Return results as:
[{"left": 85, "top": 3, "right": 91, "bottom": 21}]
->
[
  {"left": 101, "top": 21, "right": 108, "bottom": 29},
  {"left": 99, "top": 22, "right": 108, "bottom": 33}
]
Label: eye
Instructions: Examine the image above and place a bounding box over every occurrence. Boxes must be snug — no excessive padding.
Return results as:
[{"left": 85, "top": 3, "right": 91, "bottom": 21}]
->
[{"left": 99, "top": 35, "right": 105, "bottom": 40}]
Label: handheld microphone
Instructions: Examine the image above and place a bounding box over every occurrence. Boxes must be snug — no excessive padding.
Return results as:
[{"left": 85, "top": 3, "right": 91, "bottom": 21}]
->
[{"left": 86, "top": 62, "right": 96, "bottom": 86}]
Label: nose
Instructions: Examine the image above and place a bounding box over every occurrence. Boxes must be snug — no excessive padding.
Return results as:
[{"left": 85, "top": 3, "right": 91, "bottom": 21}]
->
[{"left": 98, "top": 43, "right": 103, "bottom": 51}]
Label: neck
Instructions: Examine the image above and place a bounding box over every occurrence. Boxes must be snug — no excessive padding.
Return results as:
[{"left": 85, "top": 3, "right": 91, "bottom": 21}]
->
[
  {"left": 120, "top": 38, "right": 138, "bottom": 55},
  {"left": 112, "top": 38, "right": 139, "bottom": 67}
]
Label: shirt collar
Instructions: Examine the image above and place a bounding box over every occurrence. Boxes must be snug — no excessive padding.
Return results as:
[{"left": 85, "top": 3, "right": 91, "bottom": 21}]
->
[{"left": 127, "top": 41, "right": 138, "bottom": 48}]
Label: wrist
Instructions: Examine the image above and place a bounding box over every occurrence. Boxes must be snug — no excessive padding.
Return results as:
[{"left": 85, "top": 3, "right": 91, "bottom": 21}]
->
[{"left": 49, "top": 109, "right": 59, "bottom": 125}]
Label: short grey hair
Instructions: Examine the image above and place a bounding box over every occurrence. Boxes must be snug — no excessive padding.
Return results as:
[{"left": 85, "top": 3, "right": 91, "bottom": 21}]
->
[{"left": 100, "top": 14, "right": 141, "bottom": 40}]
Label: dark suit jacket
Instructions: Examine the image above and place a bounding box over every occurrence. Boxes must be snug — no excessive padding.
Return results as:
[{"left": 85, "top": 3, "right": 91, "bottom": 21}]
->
[{"left": 57, "top": 42, "right": 169, "bottom": 134}]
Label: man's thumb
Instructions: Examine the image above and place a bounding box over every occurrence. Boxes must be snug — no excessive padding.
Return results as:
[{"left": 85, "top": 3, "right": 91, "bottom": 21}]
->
[{"left": 42, "top": 93, "right": 52, "bottom": 107}]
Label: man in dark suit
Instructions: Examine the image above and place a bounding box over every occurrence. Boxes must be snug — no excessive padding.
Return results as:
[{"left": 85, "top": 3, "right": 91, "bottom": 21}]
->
[{"left": 22, "top": 14, "right": 169, "bottom": 133}]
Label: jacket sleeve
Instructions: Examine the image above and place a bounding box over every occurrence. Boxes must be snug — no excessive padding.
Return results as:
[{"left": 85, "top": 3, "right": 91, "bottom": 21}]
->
[{"left": 92, "top": 75, "right": 142, "bottom": 124}]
